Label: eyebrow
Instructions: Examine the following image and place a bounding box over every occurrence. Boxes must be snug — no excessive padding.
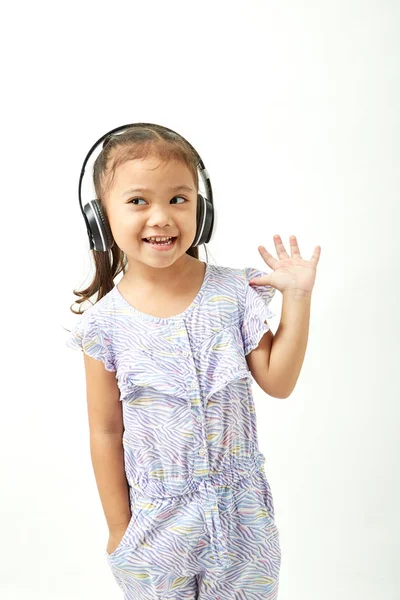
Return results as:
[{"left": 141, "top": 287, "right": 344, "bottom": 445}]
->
[{"left": 122, "top": 184, "right": 194, "bottom": 197}]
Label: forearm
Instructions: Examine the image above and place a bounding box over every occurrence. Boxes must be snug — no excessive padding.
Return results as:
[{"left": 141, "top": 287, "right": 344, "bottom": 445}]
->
[
  {"left": 89, "top": 433, "right": 131, "bottom": 533},
  {"left": 268, "top": 291, "right": 312, "bottom": 398}
]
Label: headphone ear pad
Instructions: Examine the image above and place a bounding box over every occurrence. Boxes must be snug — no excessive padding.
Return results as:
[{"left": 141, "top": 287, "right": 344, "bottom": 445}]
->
[
  {"left": 84, "top": 200, "right": 114, "bottom": 251},
  {"left": 97, "top": 203, "right": 114, "bottom": 249},
  {"left": 192, "top": 193, "right": 205, "bottom": 247},
  {"left": 192, "top": 193, "right": 214, "bottom": 247},
  {"left": 196, "top": 192, "right": 204, "bottom": 225}
]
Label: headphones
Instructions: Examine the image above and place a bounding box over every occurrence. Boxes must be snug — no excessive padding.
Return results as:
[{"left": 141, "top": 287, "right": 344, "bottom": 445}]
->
[{"left": 78, "top": 122, "right": 216, "bottom": 251}]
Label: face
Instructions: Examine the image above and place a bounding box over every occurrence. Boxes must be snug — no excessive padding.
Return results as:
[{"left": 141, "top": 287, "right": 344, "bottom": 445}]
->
[{"left": 103, "top": 155, "right": 198, "bottom": 272}]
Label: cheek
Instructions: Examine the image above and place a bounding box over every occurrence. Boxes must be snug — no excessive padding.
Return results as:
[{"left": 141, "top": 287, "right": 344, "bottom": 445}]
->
[
  {"left": 109, "top": 215, "right": 141, "bottom": 244},
  {"left": 118, "top": 214, "right": 141, "bottom": 232},
  {"left": 177, "top": 210, "right": 198, "bottom": 231}
]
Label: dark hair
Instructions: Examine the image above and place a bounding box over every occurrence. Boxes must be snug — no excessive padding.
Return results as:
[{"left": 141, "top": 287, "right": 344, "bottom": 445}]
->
[{"left": 70, "top": 124, "right": 209, "bottom": 315}]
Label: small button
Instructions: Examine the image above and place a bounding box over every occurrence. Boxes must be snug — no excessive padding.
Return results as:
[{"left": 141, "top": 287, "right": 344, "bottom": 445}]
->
[
  {"left": 190, "top": 382, "right": 197, "bottom": 389},
  {"left": 198, "top": 447, "right": 206, "bottom": 456},
  {"left": 196, "top": 414, "right": 201, "bottom": 422},
  {"left": 182, "top": 350, "right": 190, "bottom": 358}
]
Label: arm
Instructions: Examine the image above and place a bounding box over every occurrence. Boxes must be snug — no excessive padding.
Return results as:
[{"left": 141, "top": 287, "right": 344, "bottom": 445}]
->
[
  {"left": 268, "top": 290, "right": 311, "bottom": 398},
  {"left": 83, "top": 353, "right": 131, "bottom": 532},
  {"left": 246, "top": 290, "right": 311, "bottom": 399},
  {"left": 246, "top": 235, "right": 319, "bottom": 398}
]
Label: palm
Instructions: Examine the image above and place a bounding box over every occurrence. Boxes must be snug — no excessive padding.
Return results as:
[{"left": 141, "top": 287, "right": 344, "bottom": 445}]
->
[{"left": 248, "top": 235, "right": 321, "bottom": 295}]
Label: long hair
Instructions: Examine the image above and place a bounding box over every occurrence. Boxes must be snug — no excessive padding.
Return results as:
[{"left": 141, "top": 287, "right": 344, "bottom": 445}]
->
[{"left": 70, "top": 124, "right": 208, "bottom": 315}]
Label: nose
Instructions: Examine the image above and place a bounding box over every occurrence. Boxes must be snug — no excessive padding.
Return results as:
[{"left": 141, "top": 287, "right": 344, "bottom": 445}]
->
[{"left": 146, "top": 204, "right": 173, "bottom": 228}]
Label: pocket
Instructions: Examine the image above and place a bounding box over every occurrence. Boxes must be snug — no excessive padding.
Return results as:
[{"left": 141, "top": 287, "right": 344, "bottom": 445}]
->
[
  {"left": 105, "top": 513, "right": 135, "bottom": 559},
  {"left": 250, "top": 469, "right": 277, "bottom": 524},
  {"left": 105, "top": 495, "right": 163, "bottom": 561},
  {"left": 260, "top": 473, "right": 276, "bottom": 523}
]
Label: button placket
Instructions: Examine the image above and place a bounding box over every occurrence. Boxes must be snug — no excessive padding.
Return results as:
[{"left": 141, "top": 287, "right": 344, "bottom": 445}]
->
[{"left": 173, "top": 321, "right": 209, "bottom": 471}]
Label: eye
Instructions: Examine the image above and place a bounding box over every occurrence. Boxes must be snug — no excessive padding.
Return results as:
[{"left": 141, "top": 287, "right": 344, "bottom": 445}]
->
[{"left": 129, "top": 196, "right": 187, "bottom": 205}]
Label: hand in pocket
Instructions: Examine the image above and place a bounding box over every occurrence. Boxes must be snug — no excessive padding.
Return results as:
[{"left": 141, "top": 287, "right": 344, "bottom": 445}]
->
[{"left": 106, "top": 520, "right": 130, "bottom": 556}]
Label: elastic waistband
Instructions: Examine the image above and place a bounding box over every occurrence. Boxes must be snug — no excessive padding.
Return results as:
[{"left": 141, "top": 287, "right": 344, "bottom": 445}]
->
[{"left": 128, "top": 451, "right": 267, "bottom": 504}]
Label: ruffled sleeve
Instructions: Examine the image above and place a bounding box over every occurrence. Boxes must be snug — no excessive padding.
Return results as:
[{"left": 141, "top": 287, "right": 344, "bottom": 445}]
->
[
  {"left": 65, "top": 308, "right": 116, "bottom": 372},
  {"left": 241, "top": 266, "right": 277, "bottom": 355}
]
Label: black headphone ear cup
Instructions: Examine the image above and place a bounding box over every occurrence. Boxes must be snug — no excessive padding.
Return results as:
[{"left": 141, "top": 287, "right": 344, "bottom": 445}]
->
[
  {"left": 196, "top": 193, "right": 204, "bottom": 226},
  {"left": 193, "top": 193, "right": 205, "bottom": 247},
  {"left": 84, "top": 200, "right": 114, "bottom": 251},
  {"left": 203, "top": 197, "right": 215, "bottom": 244},
  {"left": 192, "top": 193, "right": 214, "bottom": 247},
  {"left": 96, "top": 202, "right": 114, "bottom": 250}
]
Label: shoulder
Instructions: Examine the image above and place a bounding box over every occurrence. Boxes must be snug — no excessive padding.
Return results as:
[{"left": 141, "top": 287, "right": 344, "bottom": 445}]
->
[
  {"left": 207, "top": 263, "right": 249, "bottom": 287},
  {"left": 209, "top": 262, "right": 267, "bottom": 280},
  {"left": 78, "top": 286, "right": 117, "bottom": 322},
  {"left": 208, "top": 263, "right": 271, "bottom": 296},
  {"left": 209, "top": 263, "right": 276, "bottom": 325},
  {"left": 68, "top": 286, "right": 118, "bottom": 341},
  {"left": 66, "top": 288, "right": 118, "bottom": 371}
]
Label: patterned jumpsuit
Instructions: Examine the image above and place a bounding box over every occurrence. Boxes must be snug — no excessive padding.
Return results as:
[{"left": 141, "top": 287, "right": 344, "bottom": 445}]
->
[{"left": 66, "top": 263, "right": 282, "bottom": 599}]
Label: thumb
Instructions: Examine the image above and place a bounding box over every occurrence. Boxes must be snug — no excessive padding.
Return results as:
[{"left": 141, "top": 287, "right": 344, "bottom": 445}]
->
[{"left": 248, "top": 276, "right": 271, "bottom": 286}]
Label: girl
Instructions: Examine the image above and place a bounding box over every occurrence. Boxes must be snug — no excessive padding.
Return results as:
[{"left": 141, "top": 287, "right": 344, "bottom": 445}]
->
[{"left": 66, "top": 123, "right": 321, "bottom": 599}]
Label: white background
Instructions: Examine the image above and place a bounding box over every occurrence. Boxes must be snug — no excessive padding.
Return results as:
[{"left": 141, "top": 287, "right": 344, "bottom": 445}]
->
[{"left": 1, "top": 1, "right": 399, "bottom": 598}]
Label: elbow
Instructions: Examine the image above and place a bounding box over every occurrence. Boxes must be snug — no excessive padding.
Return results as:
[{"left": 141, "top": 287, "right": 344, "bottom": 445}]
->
[
  {"left": 264, "top": 384, "right": 293, "bottom": 399},
  {"left": 271, "top": 390, "right": 290, "bottom": 399},
  {"left": 265, "top": 374, "right": 297, "bottom": 399}
]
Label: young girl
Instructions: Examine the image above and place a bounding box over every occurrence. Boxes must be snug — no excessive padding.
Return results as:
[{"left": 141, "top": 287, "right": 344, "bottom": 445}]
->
[{"left": 66, "top": 123, "right": 321, "bottom": 599}]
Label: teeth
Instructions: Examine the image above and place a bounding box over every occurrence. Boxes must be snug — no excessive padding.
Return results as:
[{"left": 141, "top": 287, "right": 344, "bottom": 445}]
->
[{"left": 145, "top": 236, "right": 173, "bottom": 242}]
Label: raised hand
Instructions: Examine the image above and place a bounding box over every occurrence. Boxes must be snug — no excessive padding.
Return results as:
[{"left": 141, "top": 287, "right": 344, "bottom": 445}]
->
[{"left": 248, "top": 235, "right": 321, "bottom": 296}]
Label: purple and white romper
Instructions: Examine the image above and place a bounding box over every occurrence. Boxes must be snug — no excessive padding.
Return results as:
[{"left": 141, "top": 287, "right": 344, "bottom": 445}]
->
[{"left": 66, "top": 262, "right": 281, "bottom": 599}]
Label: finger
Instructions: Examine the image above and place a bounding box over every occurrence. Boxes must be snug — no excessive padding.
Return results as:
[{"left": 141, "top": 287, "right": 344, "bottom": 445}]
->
[
  {"left": 248, "top": 276, "right": 271, "bottom": 286},
  {"left": 310, "top": 245, "right": 321, "bottom": 265},
  {"left": 289, "top": 235, "right": 302, "bottom": 258},
  {"left": 258, "top": 245, "right": 280, "bottom": 270},
  {"left": 273, "top": 234, "right": 290, "bottom": 259}
]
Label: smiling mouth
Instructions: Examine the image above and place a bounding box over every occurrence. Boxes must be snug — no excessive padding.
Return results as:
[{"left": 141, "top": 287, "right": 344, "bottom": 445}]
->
[{"left": 142, "top": 237, "right": 177, "bottom": 246}]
